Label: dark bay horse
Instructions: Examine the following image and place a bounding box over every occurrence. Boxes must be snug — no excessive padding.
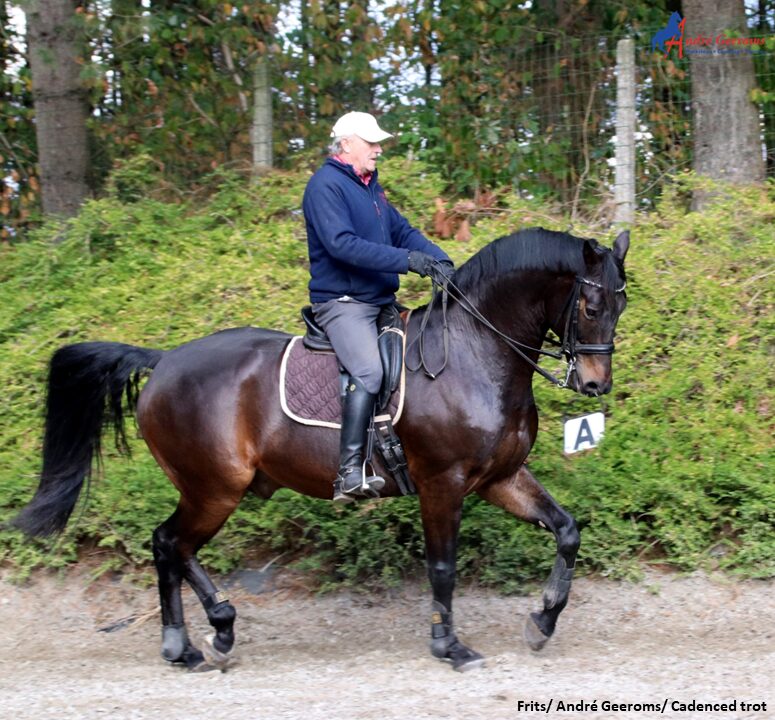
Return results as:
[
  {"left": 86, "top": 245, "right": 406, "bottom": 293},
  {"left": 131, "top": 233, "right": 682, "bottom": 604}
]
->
[{"left": 13, "top": 227, "right": 629, "bottom": 672}]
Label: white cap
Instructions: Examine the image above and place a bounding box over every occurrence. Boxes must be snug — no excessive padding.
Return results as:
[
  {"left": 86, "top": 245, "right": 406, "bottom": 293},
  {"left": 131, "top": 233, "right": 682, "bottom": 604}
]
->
[{"left": 330, "top": 112, "right": 393, "bottom": 143}]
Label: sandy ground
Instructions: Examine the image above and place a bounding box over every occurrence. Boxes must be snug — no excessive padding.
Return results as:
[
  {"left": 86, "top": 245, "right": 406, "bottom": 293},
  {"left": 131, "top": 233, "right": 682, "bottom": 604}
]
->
[{"left": 0, "top": 568, "right": 772, "bottom": 720}]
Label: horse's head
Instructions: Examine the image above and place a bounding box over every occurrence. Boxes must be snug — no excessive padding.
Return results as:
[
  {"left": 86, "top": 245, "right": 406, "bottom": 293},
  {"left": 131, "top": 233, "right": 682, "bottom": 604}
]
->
[{"left": 559, "top": 230, "right": 629, "bottom": 397}]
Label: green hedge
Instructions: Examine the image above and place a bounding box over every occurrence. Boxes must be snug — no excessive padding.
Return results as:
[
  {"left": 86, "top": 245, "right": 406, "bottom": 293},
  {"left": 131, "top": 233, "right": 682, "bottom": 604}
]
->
[{"left": 0, "top": 161, "right": 772, "bottom": 586}]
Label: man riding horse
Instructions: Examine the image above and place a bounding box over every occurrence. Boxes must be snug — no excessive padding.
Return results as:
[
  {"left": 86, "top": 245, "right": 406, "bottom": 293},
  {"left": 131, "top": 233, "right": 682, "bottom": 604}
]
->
[{"left": 303, "top": 111, "right": 453, "bottom": 504}]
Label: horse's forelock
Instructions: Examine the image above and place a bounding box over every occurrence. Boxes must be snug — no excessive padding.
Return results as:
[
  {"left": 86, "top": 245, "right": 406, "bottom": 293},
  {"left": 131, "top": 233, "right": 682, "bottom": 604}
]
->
[{"left": 600, "top": 245, "right": 627, "bottom": 292}]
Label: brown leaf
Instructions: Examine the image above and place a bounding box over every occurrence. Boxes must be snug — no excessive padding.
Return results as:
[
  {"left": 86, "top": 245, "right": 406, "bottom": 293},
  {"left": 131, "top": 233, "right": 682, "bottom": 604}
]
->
[
  {"left": 453, "top": 199, "right": 476, "bottom": 215},
  {"left": 455, "top": 218, "right": 471, "bottom": 242},
  {"left": 726, "top": 334, "right": 739, "bottom": 348},
  {"left": 433, "top": 198, "right": 453, "bottom": 238}
]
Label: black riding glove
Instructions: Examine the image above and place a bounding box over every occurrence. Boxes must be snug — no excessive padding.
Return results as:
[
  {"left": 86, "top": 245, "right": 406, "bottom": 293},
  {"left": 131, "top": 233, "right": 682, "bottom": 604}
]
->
[
  {"left": 431, "top": 260, "right": 455, "bottom": 282},
  {"left": 407, "top": 250, "right": 437, "bottom": 277}
]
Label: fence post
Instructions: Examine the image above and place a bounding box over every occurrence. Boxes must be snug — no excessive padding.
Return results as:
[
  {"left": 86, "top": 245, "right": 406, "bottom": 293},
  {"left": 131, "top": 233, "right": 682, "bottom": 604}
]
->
[{"left": 614, "top": 38, "right": 635, "bottom": 225}]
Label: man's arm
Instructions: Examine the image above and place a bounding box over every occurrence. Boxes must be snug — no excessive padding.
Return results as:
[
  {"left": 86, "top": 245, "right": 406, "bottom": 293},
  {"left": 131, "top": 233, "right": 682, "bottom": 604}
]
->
[{"left": 304, "top": 182, "right": 410, "bottom": 273}]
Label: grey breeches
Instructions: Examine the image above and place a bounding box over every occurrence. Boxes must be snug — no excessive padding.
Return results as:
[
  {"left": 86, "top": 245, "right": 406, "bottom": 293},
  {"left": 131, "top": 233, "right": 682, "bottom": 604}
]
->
[{"left": 312, "top": 299, "right": 383, "bottom": 394}]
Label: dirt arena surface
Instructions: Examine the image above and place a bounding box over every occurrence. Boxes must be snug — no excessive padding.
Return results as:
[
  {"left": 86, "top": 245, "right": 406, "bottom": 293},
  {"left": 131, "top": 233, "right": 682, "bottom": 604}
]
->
[{"left": 1, "top": 568, "right": 772, "bottom": 720}]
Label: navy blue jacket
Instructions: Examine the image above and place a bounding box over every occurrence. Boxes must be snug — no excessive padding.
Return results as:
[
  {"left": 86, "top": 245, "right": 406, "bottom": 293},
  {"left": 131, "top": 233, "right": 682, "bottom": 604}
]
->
[{"left": 303, "top": 158, "right": 450, "bottom": 305}]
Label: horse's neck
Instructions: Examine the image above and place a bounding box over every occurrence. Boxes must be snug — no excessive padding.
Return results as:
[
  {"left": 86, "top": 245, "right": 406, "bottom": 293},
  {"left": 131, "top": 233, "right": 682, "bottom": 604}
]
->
[
  {"left": 453, "top": 270, "right": 552, "bottom": 345},
  {"left": 433, "top": 271, "right": 557, "bottom": 383}
]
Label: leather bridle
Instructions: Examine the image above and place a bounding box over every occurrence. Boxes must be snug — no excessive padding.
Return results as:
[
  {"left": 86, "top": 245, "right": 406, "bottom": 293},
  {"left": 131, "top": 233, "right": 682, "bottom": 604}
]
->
[
  {"left": 406, "top": 264, "right": 626, "bottom": 389},
  {"left": 549, "top": 275, "right": 627, "bottom": 387}
]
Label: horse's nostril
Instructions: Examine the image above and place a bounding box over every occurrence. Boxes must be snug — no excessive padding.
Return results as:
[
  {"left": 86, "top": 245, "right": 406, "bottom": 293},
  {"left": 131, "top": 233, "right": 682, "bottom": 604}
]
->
[{"left": 584, "top": 380, "right": 611, "bottom": 397}]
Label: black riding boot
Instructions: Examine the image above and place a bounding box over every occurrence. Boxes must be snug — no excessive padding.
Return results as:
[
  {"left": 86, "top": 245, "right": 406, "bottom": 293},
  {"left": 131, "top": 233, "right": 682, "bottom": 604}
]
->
[{"left": 333, "top": 377, "right": 385, "bottom": 504}]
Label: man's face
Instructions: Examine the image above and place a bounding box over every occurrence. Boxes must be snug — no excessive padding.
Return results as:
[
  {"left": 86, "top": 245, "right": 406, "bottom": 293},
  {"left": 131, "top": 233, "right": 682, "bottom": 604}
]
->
[{"left": 342, "top": 135, "right": 382, "bottom": 175}]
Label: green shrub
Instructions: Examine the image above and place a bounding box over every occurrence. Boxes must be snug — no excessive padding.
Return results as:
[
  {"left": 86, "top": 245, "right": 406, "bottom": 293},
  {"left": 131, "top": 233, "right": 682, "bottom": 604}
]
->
[{"left": 0, "top": 168, "right": 772, "bottom": 586}]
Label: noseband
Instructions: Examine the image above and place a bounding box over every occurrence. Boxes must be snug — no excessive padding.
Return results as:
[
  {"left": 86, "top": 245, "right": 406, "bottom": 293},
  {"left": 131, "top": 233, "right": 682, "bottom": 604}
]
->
[{"left": 407, "top": 266, "right": 626, "bottom": 389}]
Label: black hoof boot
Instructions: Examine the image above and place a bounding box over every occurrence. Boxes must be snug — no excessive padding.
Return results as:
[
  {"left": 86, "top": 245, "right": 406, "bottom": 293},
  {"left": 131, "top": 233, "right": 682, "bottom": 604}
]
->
[
  {"left": 430, "top": 601, "right": 485, "bottom": 672},
  {"left": 161, "top": 624, "right": 209, "bottom": 670}
]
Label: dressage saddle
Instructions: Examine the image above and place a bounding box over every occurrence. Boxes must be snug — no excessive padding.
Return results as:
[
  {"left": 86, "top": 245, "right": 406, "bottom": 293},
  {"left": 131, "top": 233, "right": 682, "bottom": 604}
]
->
[{"left": 300, "top": 304, "right": 405, "bottom": 414}]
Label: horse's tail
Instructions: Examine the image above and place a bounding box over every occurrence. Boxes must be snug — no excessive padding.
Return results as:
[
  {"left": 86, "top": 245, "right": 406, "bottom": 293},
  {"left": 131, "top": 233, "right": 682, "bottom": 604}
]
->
[{"left": 12, "top": 342, "right": 163, "bottom": 537}]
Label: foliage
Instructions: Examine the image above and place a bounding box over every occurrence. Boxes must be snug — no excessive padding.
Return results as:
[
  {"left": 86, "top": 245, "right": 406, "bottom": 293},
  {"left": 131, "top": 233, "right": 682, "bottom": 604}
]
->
[
  {"left": 5, "top": 1, "right": 775, "bottom": 234},
  {"left": 90, "top": 1, "right": 278, "bottom": 188},
  {"left": 0, "top": 2, "right": 39, "bottom": 237},
  {"left": 0, "top": 166, "right": 773, "bottom": 589}
]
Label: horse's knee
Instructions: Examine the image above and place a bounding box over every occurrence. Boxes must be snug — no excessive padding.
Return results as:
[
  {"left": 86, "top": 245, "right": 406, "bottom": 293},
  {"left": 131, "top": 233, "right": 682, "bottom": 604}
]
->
[
  {"left": 555, "top": 513, "right": 580, "bottom": 561},
  {"left": 428, "top": 560, "right": 456, "bottom": 591}
]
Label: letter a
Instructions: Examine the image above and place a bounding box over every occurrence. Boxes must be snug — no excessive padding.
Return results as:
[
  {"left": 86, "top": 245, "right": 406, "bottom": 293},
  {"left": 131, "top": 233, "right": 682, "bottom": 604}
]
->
[{"left": 574, "top": 418, "right": 595, "bottom": 450}]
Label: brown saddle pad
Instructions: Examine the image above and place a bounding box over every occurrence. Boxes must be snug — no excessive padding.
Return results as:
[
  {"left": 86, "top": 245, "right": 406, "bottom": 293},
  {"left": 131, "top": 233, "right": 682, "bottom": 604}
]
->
[{"left": 279, "top": 336, "right": 405, "bottom": 429}]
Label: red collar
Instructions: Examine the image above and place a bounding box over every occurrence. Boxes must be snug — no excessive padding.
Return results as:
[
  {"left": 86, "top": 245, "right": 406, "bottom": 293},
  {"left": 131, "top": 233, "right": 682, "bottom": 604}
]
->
[{"left": 332, "top": 155, "right": 373, "bottom": 185}]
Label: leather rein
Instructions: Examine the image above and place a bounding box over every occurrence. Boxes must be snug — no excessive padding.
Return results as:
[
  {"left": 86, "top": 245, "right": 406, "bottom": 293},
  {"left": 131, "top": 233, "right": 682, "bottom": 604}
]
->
[{"left": 406, "top": 264, "right": 626, "bottom": 388}]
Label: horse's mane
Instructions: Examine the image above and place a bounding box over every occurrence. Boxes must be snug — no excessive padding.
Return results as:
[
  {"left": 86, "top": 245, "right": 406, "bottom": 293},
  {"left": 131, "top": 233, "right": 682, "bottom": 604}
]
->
[{"left": 454, "top": 227, "right": 623, "bottom": 293}]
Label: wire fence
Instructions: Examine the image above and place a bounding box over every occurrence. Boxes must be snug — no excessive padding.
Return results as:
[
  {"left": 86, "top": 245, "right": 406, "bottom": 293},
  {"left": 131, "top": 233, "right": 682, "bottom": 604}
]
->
[{"left": 444, "top": 23, "right": 775, "bottom": 215}]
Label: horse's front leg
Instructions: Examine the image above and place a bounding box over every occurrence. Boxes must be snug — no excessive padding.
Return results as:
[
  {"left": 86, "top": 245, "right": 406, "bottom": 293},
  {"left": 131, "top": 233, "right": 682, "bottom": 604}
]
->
[
  {"left": 477, "top": 463, "right": 580, "bottom": 651},
  {"left": 419, "top": 482, "right": 485, "bottom": 672}
]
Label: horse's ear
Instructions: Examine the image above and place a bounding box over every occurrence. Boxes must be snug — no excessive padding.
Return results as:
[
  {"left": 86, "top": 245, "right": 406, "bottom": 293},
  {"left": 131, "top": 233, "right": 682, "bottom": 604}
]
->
[
  {"left": 613, "top": 230, "right": 630, "bottom": 263},
  {"left": 582, "top": 239, "right": 599, "bottom": 268}
]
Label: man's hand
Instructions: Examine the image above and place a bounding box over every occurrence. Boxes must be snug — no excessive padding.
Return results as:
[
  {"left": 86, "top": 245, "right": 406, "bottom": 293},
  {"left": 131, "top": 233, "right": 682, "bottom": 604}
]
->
[
  {"left": 430, "top": 260, "right": 455, "bottom": 285},
  {"left": 407, "top": 250, "right": 437, "bottom": 277}
]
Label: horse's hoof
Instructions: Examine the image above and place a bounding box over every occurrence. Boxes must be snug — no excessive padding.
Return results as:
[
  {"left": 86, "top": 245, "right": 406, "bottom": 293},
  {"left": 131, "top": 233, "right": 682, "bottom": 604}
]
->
[
  {"left": 202, "top": 633, "right": 233, "bottom": 672},
  {"left": 524, "top": 613, "right": 551, "bottom": 651},
  {"left": 187, "top": 658, "right": 219, "bottom": 673},
  {"left": 436, "top": 640, "right": 486, "bottom": 672},
  {"left": 452, "top": 652, "right": 486, "bottom": 672}
]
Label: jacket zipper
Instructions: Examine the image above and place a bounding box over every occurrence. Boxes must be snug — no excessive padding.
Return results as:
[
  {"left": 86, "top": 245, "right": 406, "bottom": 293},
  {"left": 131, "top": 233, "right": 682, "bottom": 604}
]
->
[{"left": 370, "top": 183, "right": 389, "bottom": 245}]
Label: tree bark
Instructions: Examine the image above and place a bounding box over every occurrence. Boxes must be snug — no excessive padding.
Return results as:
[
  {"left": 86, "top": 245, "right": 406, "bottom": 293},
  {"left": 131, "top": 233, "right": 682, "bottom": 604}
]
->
[
  {"left": 683, "top": 0, "right": 764, "bottom": 208},
  {"left": 26, "top": 0, "right": 91, "bottom": 219}
]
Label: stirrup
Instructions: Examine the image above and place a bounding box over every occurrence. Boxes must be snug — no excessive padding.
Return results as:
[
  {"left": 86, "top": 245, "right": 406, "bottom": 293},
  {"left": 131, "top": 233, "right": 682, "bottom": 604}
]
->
[{"left": 333, "top": 464, "right": 385, "bottom": 503}]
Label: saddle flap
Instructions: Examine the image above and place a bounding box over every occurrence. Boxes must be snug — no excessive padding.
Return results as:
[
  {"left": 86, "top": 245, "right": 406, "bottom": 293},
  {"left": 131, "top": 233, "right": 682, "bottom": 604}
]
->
[{"left": 377, "top": 304, "right": 405, "bottom": 412}]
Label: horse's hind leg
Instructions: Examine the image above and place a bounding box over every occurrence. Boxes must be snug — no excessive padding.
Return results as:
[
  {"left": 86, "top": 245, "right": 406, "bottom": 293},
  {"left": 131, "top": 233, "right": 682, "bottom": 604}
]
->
[
  {"left": 181, "top": 554, "right": 236, "bottom": 667},
  {"left": 153, "top": 493, "right": 243, "bottom": 670},
  {"left": 153, "top": 511, "right": 204, "bottom": 669},
  {"left": 477, "top": 464, "right": 580, "bottom": 651}
]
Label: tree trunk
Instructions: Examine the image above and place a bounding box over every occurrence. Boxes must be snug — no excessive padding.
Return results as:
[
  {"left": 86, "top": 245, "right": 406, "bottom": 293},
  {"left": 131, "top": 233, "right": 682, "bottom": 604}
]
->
[
  {"left": 26, "top": 0, "right": 91, "bottom": 219},
  {"left": 251, "top": 53, "right": 273, "bottom": 176},
  {"left": 683, "top": 0, "right": 764, "bottom": 208}
]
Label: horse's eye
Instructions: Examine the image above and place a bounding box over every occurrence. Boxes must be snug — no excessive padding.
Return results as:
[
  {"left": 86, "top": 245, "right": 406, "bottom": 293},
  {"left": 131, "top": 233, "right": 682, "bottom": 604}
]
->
[{"left": 584, "top": 305, "right": 600, "bottom": 320}]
